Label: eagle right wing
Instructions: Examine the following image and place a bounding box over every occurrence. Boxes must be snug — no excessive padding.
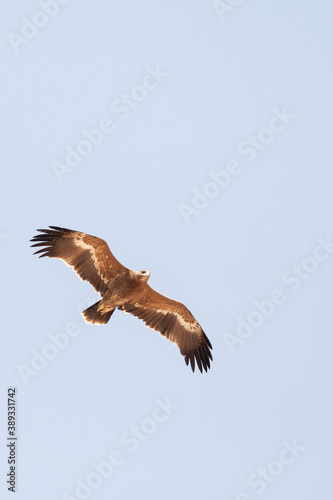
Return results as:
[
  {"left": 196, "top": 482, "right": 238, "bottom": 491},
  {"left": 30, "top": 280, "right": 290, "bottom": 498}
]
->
[
  {"left": 119, "top": 285, "right": 213, "bottom": 373},
  {"left": 30, "top": 226, "right": 128, "bottom": 294}
]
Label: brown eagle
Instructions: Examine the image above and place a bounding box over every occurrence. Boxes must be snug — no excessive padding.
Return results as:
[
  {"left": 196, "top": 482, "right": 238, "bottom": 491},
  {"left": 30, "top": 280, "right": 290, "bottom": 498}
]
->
[{"left": 30, "top": 227, "right": 213, "bottom": 372}]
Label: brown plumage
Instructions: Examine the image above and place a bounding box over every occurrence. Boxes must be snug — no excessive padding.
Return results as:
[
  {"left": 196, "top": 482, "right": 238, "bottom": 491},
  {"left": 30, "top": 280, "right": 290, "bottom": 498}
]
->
[{"left": 30, "top": 226, "right": 213, "bottom": 372}]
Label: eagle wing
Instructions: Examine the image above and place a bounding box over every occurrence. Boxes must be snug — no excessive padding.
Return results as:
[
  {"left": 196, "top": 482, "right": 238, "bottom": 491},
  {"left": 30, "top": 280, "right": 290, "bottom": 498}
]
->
[
  {"left": 119, "top": 285, "right": 213, "bottom": 372},
  {"left": 30, "top": 226, "right": 128, "bottom": 294}
]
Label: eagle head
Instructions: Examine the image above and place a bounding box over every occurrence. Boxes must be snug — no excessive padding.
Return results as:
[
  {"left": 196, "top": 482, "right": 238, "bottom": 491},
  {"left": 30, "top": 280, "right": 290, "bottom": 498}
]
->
[{"left": 137, "top": 269, "right": 150, "bottom": 282}]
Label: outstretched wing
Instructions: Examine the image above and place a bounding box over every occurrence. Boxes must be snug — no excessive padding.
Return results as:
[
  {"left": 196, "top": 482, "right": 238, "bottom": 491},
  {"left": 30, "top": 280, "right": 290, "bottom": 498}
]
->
[
  {"left": 30, "top": 226, "right": 128, "bottom": 294},
  {"left": 119, "top": 285, "right": 213, "bottom": 373}
]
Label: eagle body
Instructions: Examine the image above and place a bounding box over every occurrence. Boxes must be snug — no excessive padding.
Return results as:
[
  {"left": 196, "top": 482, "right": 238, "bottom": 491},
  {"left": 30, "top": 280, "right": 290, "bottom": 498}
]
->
[
  {"left": 86, "top": 270, "right": 151, "bottom": 323},
  {"left": 31, "top": 227, "right": 213, "bottom": 372},
  {"left": 98, "top": 270, "right": 151, "bottom": 311}
]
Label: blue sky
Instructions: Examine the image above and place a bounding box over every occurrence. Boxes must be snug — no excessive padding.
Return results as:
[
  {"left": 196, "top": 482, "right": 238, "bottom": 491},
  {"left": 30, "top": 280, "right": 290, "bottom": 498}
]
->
[{"left": 1, "top": 1, "right": 333, "bottom": 499}]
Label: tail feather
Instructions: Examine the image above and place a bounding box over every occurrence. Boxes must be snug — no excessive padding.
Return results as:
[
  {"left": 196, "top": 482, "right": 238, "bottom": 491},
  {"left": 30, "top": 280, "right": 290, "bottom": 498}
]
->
[{"left": 82, "top": 300, "right": 115, "bottom": 325}]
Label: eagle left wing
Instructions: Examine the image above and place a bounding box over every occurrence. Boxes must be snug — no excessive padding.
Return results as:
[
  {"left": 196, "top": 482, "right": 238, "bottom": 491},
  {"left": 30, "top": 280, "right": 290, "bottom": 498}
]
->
[
  {"left": 30, "top": 226, "right": 128, "bottom": 294},
  {"left": 119, "top": 285, "right": 213, "bottom": 372}
]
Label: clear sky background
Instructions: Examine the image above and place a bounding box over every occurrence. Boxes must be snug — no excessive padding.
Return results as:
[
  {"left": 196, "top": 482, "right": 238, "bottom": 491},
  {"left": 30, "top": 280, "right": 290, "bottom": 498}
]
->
[{"left": 1, "top": 1, "right": 333, "bottom": 499}]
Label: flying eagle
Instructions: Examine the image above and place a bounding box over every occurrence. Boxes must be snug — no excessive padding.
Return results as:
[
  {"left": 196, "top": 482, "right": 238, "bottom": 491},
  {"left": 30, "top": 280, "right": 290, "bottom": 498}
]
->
[{"left": 30, "top": 227, "right": 213, "bottom": 372}]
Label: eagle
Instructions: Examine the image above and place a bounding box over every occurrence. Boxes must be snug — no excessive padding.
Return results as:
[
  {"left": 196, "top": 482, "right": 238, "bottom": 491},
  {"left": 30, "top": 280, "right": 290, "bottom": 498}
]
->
[{"left": 30, "top": 227, "right": 213, "bottom": 372}]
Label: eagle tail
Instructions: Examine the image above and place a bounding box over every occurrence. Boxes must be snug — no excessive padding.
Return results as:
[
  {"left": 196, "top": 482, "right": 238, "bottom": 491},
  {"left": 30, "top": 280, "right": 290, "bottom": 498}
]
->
[{"left": 82, "top": 300, "right": 115, "bottom": 325}]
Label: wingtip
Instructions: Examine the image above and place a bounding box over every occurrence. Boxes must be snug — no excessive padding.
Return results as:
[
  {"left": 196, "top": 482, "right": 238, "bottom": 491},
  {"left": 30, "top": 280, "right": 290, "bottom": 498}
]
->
[
  {"left": 184, "top": 341, "right": 212, "bottom": 373},
  {"left": 49, "top": 225, "right": 72, "bottom": 232}
]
